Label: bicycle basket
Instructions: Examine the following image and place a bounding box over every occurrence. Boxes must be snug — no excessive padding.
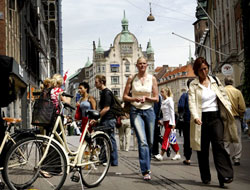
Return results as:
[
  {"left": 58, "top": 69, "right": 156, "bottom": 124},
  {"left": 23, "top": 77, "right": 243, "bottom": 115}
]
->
[{"left": 31, "top": 99, "right": 56, "bottom": 126}]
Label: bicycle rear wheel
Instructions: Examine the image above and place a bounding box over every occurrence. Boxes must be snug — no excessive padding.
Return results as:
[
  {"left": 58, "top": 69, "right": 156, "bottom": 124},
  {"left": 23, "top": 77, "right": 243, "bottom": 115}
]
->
[
  {"left": 2, "top": 136, "right": 67, "bottom": 190},
  {"left": 80, "top": 134, "right": 111, "bottom": 188}
]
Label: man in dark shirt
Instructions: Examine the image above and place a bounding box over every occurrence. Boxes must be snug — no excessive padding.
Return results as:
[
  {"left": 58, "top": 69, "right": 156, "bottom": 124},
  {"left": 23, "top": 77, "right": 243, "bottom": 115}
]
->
[
  {"left": 178, "top": 78, "right": 194, "bottom": 165},
  {"left": 95, "top": 75, "right": 118, "bottom": 166}
]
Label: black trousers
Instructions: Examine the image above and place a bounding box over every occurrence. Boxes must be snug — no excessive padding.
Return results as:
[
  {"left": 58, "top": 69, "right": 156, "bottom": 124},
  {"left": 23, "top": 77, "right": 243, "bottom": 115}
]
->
[
  {"left": 197, "top": 111, "right": 233, "bottom": 182},
  {"left": 152, "top": 121, "right": 162, "bottom": 155},
  {"left": 183, "top": 121, "right": 192, "bottom": 160}
]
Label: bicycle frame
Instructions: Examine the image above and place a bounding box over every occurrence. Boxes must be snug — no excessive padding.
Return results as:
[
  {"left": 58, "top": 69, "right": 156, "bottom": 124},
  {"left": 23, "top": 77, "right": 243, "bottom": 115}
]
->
[{"left": 36, "top": 105, "right": 110, "bottom": 174}]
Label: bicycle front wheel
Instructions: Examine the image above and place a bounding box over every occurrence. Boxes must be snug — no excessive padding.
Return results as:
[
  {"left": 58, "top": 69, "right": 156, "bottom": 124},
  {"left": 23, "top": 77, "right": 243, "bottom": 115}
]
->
[
  {"left": 2, "top": 136, "right": 68, "bottom": 190},
  {"left": 80, "top": 133, "right": 111, "bottom": 188}
]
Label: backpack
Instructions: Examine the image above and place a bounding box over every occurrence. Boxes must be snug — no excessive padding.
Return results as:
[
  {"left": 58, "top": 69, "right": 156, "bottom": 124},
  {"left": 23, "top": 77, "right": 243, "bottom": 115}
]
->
[
  {"left": 31, "top": 88, "right": 56, "bottom": 127},
  {"left": 108, "top": 90, "right": 124, "bottom": 128},
  {"left": 107, "top": 89, "right": 124, "bottom": 117},
  {"left": 0, "top": 55, "right": 17, "bottom": 107}
]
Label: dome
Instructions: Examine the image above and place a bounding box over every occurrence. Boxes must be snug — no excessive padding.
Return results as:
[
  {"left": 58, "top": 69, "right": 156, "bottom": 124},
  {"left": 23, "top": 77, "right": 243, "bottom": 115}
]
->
[{"left": 84, "top": 57, "right": 92, "bottom": 68}]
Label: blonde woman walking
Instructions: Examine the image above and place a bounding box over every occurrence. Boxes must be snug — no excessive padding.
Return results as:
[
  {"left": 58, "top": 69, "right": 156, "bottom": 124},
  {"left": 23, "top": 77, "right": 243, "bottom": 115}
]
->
[{"left": 155, "top": 87, "right": 181, "bottom": 161}]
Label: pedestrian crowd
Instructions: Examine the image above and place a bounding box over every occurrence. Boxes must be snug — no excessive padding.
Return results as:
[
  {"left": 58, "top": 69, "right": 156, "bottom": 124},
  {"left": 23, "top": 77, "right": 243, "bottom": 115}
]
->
[{"left": 36, "top": 56, "right": 249, "bottom": 188}]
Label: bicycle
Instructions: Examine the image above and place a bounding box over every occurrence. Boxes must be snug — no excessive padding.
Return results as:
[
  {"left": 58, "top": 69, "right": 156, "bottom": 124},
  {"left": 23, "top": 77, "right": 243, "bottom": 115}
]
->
[
  {"left": 3, "top": 95, "right": 112, "bottom": 190},
  {"left": 0, "top": 117, "right": 39, "bottom": 190}
]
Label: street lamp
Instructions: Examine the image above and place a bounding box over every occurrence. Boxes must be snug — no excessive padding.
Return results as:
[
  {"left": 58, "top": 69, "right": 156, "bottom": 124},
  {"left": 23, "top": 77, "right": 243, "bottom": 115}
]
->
[{"left": 147, "top": 2, "right": 155, "bottom": 21}]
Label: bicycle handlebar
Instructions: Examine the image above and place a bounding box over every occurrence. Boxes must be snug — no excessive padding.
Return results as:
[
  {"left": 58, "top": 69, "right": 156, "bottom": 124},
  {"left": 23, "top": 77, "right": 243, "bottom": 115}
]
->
[
  {"left": 62, "top": 92, "right": 74, "bottom": 98},
  {"left": 63, "top": 102, "right": 75, "bottom": 110}
]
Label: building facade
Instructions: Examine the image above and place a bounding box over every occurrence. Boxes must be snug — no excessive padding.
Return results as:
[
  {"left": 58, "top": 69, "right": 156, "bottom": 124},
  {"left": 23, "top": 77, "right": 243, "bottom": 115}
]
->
[
  {"left": 0, "top": 0, "right": 62, "bottom": 127},
  {"left": 157, "top": 62, "right": 196, "bottom": 111},
  {"left": 194, "top": 0, "right": 245, "bottom": 88},
  {"left": 70, "top": 12, "right": 155, "bottom": 106}
]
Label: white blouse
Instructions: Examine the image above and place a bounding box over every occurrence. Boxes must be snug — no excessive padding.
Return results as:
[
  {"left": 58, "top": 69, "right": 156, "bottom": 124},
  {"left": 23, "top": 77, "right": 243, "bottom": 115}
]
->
[
  {"left": 161, "top": 97, "right": 175, "bottom": 125},
  {"left": 131, "top": 74, "right": 153, "bottom": 110},
  {"left": 199, "top": 83, "right": 218, "bottom": 112}
]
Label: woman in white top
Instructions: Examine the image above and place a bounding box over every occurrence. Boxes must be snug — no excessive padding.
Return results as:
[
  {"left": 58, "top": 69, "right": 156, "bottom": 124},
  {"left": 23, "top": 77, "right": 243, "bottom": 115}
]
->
[
  {"left": 123, "top": 57, "right": 158, "bottom": 180},
  {"left": 155, "top": 87, "right": 181, "bottom": 161},
  {"left": 189, "top": 57, "right": 236, "bottom": 188}
]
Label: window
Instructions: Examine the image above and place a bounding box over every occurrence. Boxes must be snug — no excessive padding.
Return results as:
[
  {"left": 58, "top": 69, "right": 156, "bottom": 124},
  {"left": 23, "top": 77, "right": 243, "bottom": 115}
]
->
[
  {"left": 112, "top": 88, "right": 120, "bottom": 97},
  {"left": 111, "top": 76, "right": 119, "bottom": 84},
  {"left": 97, "top": 66, "right": 101, "bottom": 73},
  {"left": 125, "top": 64, "right": 130, "bottom": 72},
  {"left": 111, "top": 65, "right": 119, "bottom": 72},
  {"left": 121, "top": 45, "right": 132, "bottom": 54},
  {"left": 182, "top": 80, "right": 186, "bottom": 86},
  {"left": 102, "top": 65, "right": 106, "bottom": 72},
  {"left": 86, "top": 71, "right": 89, "bottom": 77}
]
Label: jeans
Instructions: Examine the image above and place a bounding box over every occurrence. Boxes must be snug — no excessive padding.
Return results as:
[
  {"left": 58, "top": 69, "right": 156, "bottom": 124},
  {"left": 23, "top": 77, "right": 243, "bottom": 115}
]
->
[
  {"left": 102, "top": 118, "right": 118, "bottom": 166},
  {"left": 130, "top": 106, "right": 155, "bottom": 175}
]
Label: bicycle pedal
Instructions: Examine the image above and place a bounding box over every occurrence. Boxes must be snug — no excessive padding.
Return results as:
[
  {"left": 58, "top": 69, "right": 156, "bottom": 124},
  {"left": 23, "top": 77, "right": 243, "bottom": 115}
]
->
[
  {"left": 0, "top": 182, "right": 5, "bottom": 189},
  {"left": 71, "top": 174, "right": 80, "bottom": 182}
]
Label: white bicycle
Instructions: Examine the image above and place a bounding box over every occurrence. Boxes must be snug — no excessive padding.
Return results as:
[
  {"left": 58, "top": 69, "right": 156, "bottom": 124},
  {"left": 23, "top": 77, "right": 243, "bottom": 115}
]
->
[{"left": 3, "top": 97, "right": 112, "bottom": 190}]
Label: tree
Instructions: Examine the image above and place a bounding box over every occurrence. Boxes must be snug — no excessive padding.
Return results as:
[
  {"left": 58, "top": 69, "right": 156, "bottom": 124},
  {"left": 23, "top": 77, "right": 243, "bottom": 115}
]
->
[{"left": 242, "top": 0, "right": 250, "bottom": 104}]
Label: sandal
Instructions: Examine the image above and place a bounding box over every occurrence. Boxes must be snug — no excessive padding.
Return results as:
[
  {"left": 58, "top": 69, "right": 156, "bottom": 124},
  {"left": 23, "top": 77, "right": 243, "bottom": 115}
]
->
[
  {"left": 143, "top": 174, "right": 151, "bottom": 180},
  {"left": 40, "top": 170, "right": 52, "bottom": 178}
]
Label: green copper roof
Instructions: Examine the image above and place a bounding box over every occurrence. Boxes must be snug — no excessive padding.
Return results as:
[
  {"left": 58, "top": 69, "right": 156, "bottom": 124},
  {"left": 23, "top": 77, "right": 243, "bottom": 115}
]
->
[
  {"left": 120, "top": 33, "right": 133, "bottom": 43},
  {"left": 120, "top": 11, "right": 133, "bottom": 43},
  {"left": 96, "top": 38, "right": 104, "bottom": 54},
  {"left": 146, "top": 39, "right": 154, "bottom": 54},
  {"left": 84, "top": 57, "right": 92, "bottom": 68}
]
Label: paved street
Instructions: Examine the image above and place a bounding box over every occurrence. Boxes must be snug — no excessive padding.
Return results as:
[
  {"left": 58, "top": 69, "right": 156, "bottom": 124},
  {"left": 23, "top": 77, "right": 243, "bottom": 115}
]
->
[
  {"left": 60, "top": 132, "right": 250, "bottom": 190},
  {"left": 1, "top": 132, "right": 250, "bottom": 190}
]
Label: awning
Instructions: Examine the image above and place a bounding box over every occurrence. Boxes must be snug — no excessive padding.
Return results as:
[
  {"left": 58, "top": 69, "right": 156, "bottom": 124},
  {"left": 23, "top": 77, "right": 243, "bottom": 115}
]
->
[
  {"left": 110, "top": 64, "right": 120, "bottom": 67},
  {"left": 0, "top": 55, "right": 28, "bottom": 88}
]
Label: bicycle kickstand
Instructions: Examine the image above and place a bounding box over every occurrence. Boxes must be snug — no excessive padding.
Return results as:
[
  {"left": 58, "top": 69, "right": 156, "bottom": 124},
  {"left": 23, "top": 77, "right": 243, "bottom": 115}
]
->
[{"left": 70, "top": 167, "right": 84, "bottom": 190}]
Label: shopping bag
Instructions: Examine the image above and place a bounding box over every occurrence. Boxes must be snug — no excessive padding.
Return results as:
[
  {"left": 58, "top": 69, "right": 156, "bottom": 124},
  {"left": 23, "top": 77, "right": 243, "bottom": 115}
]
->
[{"left": 169, "top": 129, "right": 177, "bottom": 144}]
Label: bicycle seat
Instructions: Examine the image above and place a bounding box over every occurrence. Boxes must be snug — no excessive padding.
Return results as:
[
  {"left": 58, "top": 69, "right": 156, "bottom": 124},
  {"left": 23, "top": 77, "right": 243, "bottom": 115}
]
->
[
  {"left": 3, "top": 117, "right": 22, "bottom": 123},
  {"left": 85, "top": 110, "right": 100, "bottom": 120}
]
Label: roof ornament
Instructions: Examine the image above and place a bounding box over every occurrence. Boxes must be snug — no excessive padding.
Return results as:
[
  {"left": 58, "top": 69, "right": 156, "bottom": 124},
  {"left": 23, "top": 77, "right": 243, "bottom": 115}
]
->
[{"left": 147, "top": 2, "right": 155, "bottom": 21}]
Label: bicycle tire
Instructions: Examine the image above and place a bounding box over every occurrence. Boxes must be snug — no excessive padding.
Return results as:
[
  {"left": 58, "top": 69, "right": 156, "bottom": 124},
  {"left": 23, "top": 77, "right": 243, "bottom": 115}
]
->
[
  {"left": 2, "top": 136, "right": 67, "bottom": 190},
  {"left": 80, "top": 133, "right": 111, "bottom": 188}
]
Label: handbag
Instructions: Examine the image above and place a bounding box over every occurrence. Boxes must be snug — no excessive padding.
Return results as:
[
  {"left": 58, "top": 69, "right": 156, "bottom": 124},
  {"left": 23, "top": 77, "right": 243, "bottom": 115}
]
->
[
  {"left": 75, "top": 105, "right": 82, "bottom": 120},
  {"left": 176, "top": 113, "right": 184, "bottom": 130},
  {"left": 32, "top": 98, "right": 56, "bottom": 126},
  {"left": 116, "top": 116, "right": 122, "bottom": 128},
  {"left": 123, "top": 74, "right": 137, "bottom": 113},
  {"left": 169, "top": 129, "right": 177, "bottom": 144}
]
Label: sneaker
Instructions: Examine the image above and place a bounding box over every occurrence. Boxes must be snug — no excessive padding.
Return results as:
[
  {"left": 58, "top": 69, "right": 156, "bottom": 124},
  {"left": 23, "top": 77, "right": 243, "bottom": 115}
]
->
[
  {"left": 154, "top": 154, "right": 163, "bottom": 161},
  {"left": 143, "top": 174, "right": 151, "bottom": 180},
  {"left": 171, "top": 154, "right": 181, "bottom": 160}
]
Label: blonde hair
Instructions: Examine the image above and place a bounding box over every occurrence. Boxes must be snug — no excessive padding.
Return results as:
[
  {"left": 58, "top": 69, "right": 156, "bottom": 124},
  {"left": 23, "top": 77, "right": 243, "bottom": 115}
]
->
[
  {"left": 52, "top": 74, "right": 64, "bottom": 87},
  {"left": 43, "top": 78, "right": 53, "bottom": 89},
  {"left": 162, "top": 86, "right": 173, "bottom": 97},
  {"left": 137, "top": 56, "right": 147, "bottom": 64}
]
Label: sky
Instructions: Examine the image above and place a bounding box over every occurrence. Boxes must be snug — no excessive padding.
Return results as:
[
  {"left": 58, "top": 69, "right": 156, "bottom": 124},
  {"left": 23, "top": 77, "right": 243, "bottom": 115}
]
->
[{"left": 62, "top": 0, "right": 197, "bottom": 77}]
